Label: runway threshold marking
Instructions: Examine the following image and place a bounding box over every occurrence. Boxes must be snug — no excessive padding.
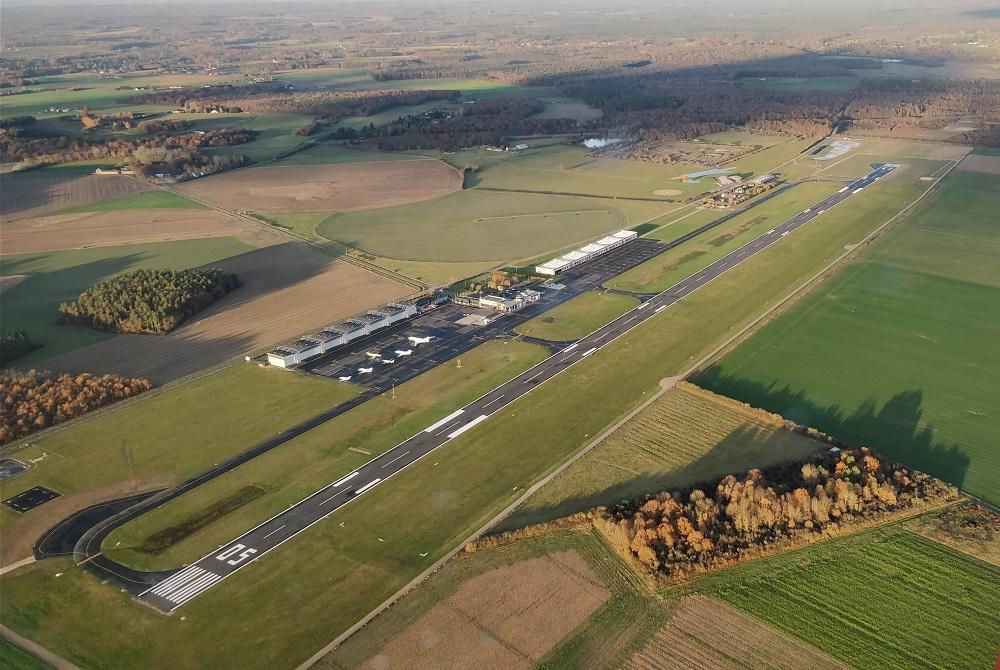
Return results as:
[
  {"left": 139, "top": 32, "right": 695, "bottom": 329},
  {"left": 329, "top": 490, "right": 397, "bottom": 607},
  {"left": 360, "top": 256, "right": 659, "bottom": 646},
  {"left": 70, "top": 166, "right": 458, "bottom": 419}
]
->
[
  {"left": 355, "top": 479, "right": 381, "bottom": 495},
  {"left": 581, "top": 347, "right": 598, "bottom": 357},
  {"left": 447, "top": 415, "right": 489, "bottom": 439},
  {"left": 424, "top": 409, "right": 464, "bottom": 433}
]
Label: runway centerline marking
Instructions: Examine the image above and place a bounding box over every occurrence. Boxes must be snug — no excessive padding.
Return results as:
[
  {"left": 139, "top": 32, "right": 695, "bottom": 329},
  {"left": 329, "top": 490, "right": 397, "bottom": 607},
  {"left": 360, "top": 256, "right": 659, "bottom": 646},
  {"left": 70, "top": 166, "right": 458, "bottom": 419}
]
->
[
  {"left": 261, "top": 525, "right": 286, "bottom": 540},
  {"left": 381, "top": 451, "right": 410, "bottom": 469}
]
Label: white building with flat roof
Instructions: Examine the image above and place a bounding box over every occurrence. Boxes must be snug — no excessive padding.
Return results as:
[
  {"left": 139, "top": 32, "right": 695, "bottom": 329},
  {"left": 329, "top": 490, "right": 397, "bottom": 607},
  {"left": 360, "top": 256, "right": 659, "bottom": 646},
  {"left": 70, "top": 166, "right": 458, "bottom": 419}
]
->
[{"left": 535, "top": 230, "right": 638, "bottom": 276}]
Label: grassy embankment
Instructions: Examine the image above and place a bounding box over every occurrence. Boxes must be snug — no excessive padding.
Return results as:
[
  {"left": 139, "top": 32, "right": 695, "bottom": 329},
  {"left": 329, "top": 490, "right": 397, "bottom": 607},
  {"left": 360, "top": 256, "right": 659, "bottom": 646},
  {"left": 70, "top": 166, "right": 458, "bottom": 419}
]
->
[
  {"left": 0, "top": 143, "right": 952, "bottom": 670},
  {"left": 696, "top": 169, "right": 1000, "bottom": 504}
]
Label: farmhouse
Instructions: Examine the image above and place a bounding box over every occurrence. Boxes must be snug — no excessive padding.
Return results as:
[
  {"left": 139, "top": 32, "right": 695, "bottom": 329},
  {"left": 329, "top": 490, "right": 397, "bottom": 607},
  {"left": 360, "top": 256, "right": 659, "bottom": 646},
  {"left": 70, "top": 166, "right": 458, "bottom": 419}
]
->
[
  {"left": 536, "top": 229, "right": 638, "bottom": 276},
  {"left": 266, "top": 302, "right": 416, "bottom": 368}
]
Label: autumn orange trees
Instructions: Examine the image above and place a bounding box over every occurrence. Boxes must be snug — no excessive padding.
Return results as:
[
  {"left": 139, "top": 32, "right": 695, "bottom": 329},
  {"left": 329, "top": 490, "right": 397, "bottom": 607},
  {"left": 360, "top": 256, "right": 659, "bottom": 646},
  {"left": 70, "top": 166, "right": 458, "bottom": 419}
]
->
[
  {"left": 598, "top": 448, "right": 955, "bottom": 581},
  {"left": 1, "top": 369, "right": 152, "bottom": 443}
]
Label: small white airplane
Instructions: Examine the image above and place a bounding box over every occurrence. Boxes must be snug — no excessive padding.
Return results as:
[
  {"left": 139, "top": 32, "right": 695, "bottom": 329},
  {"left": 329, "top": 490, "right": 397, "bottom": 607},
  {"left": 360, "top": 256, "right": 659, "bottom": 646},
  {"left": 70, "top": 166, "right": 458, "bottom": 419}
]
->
[
  {"left": 338, "top": 375, "right": 352, "bottom": 381},
  {"left": 394, "top": 349, "right": 413, "bottom": 357},
  {"left": 382, "top": 358, "right": 395, "bottom": 364},
  {"left": 408, "top": 335, "right": 434, "bottom": 345},
  {"left": 365, "top": 351, "right": 381, "bottom": 359},
  {"left": 358, "top": 367, "right": 373, "bottom": 374}
]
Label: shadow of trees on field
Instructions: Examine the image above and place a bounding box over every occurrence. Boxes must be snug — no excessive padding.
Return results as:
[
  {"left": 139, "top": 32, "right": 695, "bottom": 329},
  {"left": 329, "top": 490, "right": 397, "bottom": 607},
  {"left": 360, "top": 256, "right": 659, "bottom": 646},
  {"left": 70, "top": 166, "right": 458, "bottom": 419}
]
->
[
  {"left": 499, "top": 423, "right": 814, "bottom": 532},
  {"left": 692, "top": 366, "right": 971, "bottom": 490}
]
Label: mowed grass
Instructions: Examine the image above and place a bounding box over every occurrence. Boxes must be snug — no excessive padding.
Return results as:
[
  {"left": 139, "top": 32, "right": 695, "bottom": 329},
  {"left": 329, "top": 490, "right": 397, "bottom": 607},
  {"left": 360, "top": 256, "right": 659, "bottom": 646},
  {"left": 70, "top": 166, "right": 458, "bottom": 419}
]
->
[
  {"left": 102, "top": 340, "right": 549, "bottom": 570},
  {"left": 502, "top": 382, "right": 825, "bottom": 530},
  {"left": 609, "top": 181, "right": 842, "bottom": 293},
  {"left": 0, "top": 365, "right": 358, "bottom": 532},
  {"left": 0, "top": 237, "right": 260, "bottom": 365},
  {"left": 696, "top": 170, "right": 1000, "bottom": 504},
  {"left": 47, "top": 190, "right": 203, "bottom": 215},
  {"left": 515, "top": 291, "right": 639, "bottom": 342},
  {"left": 699, "top": 528, "right": 1000, "bottom": 670},
  {"left": 0, "top": 640, "right": 51, "bottom": 670},
  {"left": 317, "top": 190, "right": 626, "bottom": 262},
  {"left": 0, "top": 155, "right": 942, "bottom": 669}
]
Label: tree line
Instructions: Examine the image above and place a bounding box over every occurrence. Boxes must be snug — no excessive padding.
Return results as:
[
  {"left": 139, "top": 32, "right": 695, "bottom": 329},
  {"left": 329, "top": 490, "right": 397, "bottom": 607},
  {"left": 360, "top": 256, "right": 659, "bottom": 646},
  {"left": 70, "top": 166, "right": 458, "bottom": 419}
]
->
[
  {"left": 1, "top": 369, "right": 152, "bottom": 444},
  {"left": 0, "top": 331, "right": 41, "bottom": 367},
  {"left": 59, "top": 268, "right": 240, "bottom": 334}
]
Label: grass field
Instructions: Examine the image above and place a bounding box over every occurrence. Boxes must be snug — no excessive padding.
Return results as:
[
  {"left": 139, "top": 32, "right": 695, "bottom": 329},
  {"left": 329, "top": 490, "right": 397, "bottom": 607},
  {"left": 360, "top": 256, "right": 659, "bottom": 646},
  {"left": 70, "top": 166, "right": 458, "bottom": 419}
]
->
[
  {"left": 0, "top": 640, "right": 51, "bottom": 670},
  {"left": 0, "top": 149, "right": 946, "bottom": 669},
  {"left": 695, "top": 169, "right": 1000, "bottom": 504},
  {"left": 515, "top": 291, "right": 639, "bottom": 341},
  {"left": 700, "top": 528, "right": 1000, "bottom": 670},
  {"left": 608, "top": 181, "right": 842, "bottom": 293},
  {"left": 102, "top": 340, "right": 548, "bottom": 570},
  {"left": 502, "top": 382, "right": 825, "bottom": 530},
  {"left": 317, "top": 190, "right": 628, "bottom": 262},
  {"left": 0, "top": 237, "right": 260, "bottom": 365},
  {"left": 48, "top": 190, "right": 203, "bottom": 214},
  {"left": 0, "top": 365, "right": 357, "bottom": 562},
  {"left": 745, "top": 75, "right": 857, "bottom": 91}
]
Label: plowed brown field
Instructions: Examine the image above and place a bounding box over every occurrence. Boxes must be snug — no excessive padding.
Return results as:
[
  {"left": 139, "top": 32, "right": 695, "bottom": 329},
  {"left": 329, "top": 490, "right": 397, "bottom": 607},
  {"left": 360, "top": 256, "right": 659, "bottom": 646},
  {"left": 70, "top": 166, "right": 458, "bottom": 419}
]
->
[
  {"left": 174, "top": 160, "right": 462, "bottom": 213},
  {"left": 625, "top": 595, "right": 847, "bottom": 670},
  {"left": 1, "top": 209, "right": 263, "bottom": 254},
  {"left": 362, "top": 551, "right": 610, "bottom": 670},
  {"left": 36, "top": 243, "right": 409, "bottom": 383},
  {"left": 0, "top": 174, "right": 150, "bottom": 221}
]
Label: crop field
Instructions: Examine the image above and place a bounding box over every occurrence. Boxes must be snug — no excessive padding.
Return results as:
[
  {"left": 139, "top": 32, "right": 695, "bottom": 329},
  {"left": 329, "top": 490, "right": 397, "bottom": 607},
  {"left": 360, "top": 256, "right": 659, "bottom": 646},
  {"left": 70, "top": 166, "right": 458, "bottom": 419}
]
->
[
  {"left": 608, "top": 181, "right": 842, "bottom": 293},
  {"left": 175, "top": 159, "right": 462, "bottom": 214},
  {"left": 50, "top": 190, "right": 203, "bottom": 213},
  {"left": 0, "top": 364, "right": 357, "bottom": 565},
  {"left": 0, "top": 160, "right": 943, "bottom": 668},
  {"left": 358, "top": 551, "right": 609, "bottom": 670},
  {"left": 624, "top": 595, "right": 847, "bottom": 670},
  {"left": 0, "top": 172, "right": 151, "bottom": 221},
  {"left": 696, "top": 168, "right": 1000, "bottom": 504},
  {"left": 102, "top": 339, "right": 549, "bottom": 571},
  {"left": 1, "top": 209, "right": 256, "bottom": 254},
  {"left": 318, "top": 190, "right": 628, "bottom": 262},
  {"left": 36, "top": 243, "right": 410, "bottom": 382},
  {"left": 324, "top": 527, "right": 668, "bottom": 670},
  {"left": 365, "top": 256, "right": 500, "bottom": 286},
  {"left": 0, "top": 237, "right": 262, "bottom": 365},
  {"left": 502, "top": 382, "right": 824, "bottom": 530},
  {"left": 700, "top": 529, "right": 1000, "bottom": 670},
  {"left": 515, "top": 291, "right": 639, "bottom": 342}
]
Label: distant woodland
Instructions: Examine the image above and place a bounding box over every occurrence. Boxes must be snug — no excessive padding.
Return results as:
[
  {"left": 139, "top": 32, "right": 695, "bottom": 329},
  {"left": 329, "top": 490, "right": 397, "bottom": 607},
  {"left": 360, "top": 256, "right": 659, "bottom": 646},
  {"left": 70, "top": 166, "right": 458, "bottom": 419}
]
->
[
  {"left": 1, "top": 369, "right": 152, "bottom": 444},
  {"left": 59, "top": 268, "right": 240, "bottom": 334}
]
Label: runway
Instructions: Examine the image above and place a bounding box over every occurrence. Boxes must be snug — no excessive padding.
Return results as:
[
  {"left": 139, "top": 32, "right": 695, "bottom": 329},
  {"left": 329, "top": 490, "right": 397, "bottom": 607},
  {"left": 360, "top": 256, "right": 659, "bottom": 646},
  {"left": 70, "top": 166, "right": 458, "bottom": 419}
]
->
[{"left": 139, "top": 163, "right": 896, "bottom": 612}]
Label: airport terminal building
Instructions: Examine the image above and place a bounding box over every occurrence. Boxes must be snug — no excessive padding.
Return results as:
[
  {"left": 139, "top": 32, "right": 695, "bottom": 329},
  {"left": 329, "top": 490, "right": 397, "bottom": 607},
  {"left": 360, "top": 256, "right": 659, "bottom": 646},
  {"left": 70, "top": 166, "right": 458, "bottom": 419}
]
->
[{"left": 535, "top": 229, "right": 638, "bottom": 276}]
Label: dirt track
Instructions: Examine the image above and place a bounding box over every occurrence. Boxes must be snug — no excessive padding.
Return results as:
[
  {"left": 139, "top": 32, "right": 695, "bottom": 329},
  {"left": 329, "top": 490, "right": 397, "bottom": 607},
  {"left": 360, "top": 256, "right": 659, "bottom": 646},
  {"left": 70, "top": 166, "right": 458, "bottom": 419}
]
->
[
  {"left": 0, "top": 174, "right": 150, "bottom": 222},
  {"left": 174, "top": 160, "right": 462, "bottom": 213},
  {"left": 1, "top": 209, "right": 266, "bottom": 254},
  {"left": 36, "top": 243, "right": 409, "bottom": 383},
  {"left": 362, "top": 551, "right": 609, "bottom": 670}
]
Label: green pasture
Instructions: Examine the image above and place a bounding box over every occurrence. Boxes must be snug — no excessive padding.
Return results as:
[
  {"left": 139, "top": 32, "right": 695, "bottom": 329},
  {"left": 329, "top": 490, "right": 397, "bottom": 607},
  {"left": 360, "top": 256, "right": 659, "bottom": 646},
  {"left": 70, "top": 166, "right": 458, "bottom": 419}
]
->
[
  {"left": 103, "top": 340, "right": 549, "bottom": 570},
  {"left": 609, "top": 181, "right": 842, "bottom": 293},
  {"left": 701, "top": 528, "right": 1000, "bottom": 670},
  {"left": 0, "top": 153, "right": 939, "bottom": 669},
  {"left": 316, "top": 190, "right": 627, "bottom": 262},
  {"left": 515, "top": 291, "right": 639, "bottom": 342},
  {"left": 0, "top": 238, "right": 258, "bottom": 365},
  {"left": 696, "top": 170, "right": 1000, "bottom": 504},
  {"left": 47, "top": 190, "right": 203, "bottom": 215},
  {"left": 0, "top": 640, "right": 51, "bottom": 670},
  {"left": 0, "top": 365, "right": 357, "bottom": 526}
]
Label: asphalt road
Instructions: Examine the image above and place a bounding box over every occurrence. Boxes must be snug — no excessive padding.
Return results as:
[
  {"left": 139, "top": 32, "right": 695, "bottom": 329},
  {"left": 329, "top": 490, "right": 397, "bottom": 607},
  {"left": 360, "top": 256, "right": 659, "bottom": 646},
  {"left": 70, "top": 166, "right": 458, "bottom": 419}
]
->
[{"left": 139, "top": 163, "right": 896, "bottom": 612}]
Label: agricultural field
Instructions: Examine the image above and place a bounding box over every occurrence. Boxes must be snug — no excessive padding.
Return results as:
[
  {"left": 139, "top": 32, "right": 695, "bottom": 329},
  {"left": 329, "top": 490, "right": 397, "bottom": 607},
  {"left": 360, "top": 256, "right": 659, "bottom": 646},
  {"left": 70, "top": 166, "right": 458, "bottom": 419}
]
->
[
  {"left": 174, "top": 159, "right": 462, "bottom": 214},
  {"left": 515, "top": 291, "right": 639, "bottom": 342},
  {"left": 34, "top": 243, "right": 410, "bottom": 382},
  {"left": 1, "top": 237, "right": 262, "bottom": 366},
  {"left": 317, "top": 190, "right": 628, "bottom": 262},
  {"left": 502, "top": 382, "right": 825, "bottom": 530},
  {"left": 101, "top": 339, "right": 549, "bottom": 571},
  {"left": 700, "top": 528, "right": 1000, "bottom": 670},
  {"left": 50, "top": 190, "right": 203, "bottom": 213},
  {"left": 0, "top": 171, "right": 151, "bottom": 221},
  {"left": 608, "top": 181, "right": 842, "bottom": 293},
  {"left": 0, "top": 146, "right": 953, "bottom": 668},
  {"left": 358, "top": 551, "right": 609, "bottom": 670},
  {"left": 623, "top": 595, "right": 847, "bottom": 670},
  {"left": 1, "top": 208, "right": 255, "bottom": 254},
  {"left": 0, "top": 364, "right": 358, "bottom": 565},
  {"left": 696, "top": 167, "right": 1000, "bottom": 504}
]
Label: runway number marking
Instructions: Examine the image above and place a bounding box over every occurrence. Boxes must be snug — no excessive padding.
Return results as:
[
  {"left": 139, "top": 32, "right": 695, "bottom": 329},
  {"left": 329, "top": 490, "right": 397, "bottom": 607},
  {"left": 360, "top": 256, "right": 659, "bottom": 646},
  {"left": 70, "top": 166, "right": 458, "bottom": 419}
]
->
[{"left": 216, "top": 544, "right": 258, "bottom": 566}]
